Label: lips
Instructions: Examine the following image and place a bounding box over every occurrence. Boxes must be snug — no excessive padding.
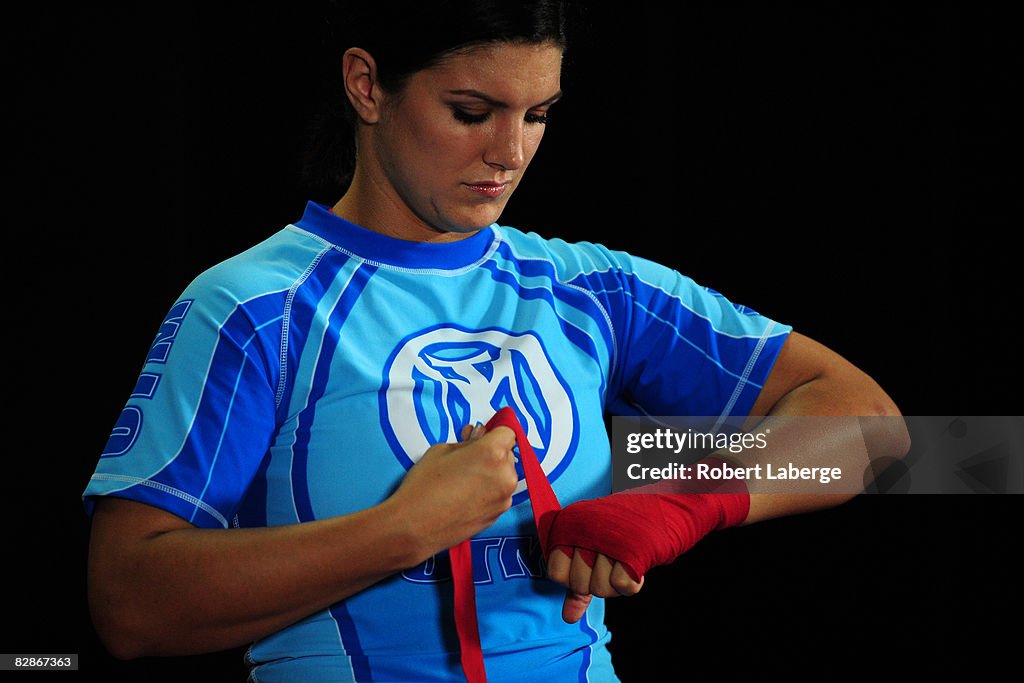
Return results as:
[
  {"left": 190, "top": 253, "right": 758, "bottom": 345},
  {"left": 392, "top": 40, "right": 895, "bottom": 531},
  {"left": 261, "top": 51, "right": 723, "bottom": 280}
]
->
[{"left": 464, "top": 181, "right": 511, "bottom": 198}]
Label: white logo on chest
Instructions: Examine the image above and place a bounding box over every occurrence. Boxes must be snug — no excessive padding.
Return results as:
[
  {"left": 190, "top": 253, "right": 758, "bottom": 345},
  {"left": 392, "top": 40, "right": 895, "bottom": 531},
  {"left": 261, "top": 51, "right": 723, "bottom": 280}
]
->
[{"left": 382, "top": 326, "right": 575, "bottom": 496}]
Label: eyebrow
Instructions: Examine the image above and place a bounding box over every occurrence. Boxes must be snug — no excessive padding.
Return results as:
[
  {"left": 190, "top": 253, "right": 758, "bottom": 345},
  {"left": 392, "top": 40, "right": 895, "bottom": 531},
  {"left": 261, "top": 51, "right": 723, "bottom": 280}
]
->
[{"left": 446, "top": 89, "right": 564, "bottom": 108}]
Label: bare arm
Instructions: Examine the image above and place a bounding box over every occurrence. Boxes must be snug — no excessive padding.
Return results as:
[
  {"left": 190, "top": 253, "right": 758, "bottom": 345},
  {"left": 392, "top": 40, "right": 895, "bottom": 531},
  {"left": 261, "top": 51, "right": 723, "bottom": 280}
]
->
[
  {"left": 739, "top": 331, "right": 910, "bottom": 522},
  {"left": 88, "top": 426, "right": 517, "bottom": 660},
  {"left": 549, "top": 331, "right": 911, "bottom": 621}
]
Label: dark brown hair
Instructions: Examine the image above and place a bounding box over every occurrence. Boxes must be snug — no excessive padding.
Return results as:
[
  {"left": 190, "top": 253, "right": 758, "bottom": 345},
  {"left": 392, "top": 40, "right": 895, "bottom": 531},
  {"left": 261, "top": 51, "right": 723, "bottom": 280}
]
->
[{"left": 301, "top": 0, "right": 578, "bottom": 197}]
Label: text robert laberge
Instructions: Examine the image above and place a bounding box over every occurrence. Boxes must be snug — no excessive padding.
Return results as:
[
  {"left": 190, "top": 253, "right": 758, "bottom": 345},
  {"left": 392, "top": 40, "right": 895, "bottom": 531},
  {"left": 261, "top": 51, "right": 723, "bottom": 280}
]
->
[{"left": 626, "top": 461, "right": 844, "bottom": 485}]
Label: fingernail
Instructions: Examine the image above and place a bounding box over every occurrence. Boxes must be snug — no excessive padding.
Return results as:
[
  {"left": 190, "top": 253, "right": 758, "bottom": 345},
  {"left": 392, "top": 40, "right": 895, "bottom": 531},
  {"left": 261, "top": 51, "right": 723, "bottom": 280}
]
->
[{"left": 470, "top": 424, "right": 485, "bottom": 440}]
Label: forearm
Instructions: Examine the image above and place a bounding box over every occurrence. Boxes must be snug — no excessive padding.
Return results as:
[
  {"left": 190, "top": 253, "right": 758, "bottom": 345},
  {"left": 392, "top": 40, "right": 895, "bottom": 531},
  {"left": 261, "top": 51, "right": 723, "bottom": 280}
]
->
[
  {"left": 547, "top": 334, "right": 910, "bottom": 615},
  {"left": 89, "top": 428, "right": 519, "bottom": 660},
  {"left": 736, "top": 371, "right": 910, "bottom": 525},
  {"left": 88, "top": 497, "right": 426, "bottom": 659}
]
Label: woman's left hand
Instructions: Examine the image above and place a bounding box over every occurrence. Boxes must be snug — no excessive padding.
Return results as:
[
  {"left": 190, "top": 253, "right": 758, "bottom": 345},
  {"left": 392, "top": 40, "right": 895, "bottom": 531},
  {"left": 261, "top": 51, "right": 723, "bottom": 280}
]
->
[{"left": 546, "top": 548, "right": 644, "bottom": 624}]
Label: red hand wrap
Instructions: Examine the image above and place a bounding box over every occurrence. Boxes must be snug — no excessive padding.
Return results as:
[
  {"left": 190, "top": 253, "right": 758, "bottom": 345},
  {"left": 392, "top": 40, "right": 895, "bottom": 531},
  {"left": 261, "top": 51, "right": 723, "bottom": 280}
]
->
[
  {"left": 449, "top": 409, "right": 751, "bottom": 683},
  {"left": 546, "top": 459, "right": 750, "bottom": 582},
  {"left": 450, "top": 407, "right": 564, "bottom": 683}
]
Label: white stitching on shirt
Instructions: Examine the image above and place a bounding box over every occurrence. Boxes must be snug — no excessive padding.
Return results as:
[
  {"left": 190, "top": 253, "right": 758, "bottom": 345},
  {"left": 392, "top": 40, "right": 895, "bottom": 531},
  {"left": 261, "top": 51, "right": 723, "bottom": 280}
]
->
[
  {"left": 89, "top": 474, "right": 229, "bottom": 527},
  {"left": 715, "top": 321, "right": 776, "bottom": 430},
  {"left": 276, "top": 245, "right": 333, "bottom": 410}
]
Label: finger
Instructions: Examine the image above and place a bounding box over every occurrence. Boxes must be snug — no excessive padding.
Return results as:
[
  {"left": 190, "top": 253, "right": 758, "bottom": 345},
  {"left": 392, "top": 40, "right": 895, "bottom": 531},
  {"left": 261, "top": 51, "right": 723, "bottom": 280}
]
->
[
  {"left": 546, "top": 547, "right": 572, "bottom": 586},
  {"left": 472, "top": 427, "right": 519, "bottom": 475},
  {"left": 479, "top": 424, "right": 516, "bottom": 450},
  {"left": 609, "top": 562, "right": 645, "bottom": 596},
  {"left": 588, "top": 554, "right": 616, "bottom": 598},
  {"left": 460, "top": 424, "right": 474, "bottom": 442},
  {"left": 569, "top": 549, "right": 593, "bottom": 596},
  {"left": 562, "top": 590, "right": 593, "bottom": 624}
]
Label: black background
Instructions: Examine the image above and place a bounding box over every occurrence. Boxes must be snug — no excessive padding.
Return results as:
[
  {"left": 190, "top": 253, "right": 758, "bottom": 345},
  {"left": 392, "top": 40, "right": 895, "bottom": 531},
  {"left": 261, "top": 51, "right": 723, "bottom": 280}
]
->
[{"left": 6, "top": 2, "right": 1019, "bottom": 680}]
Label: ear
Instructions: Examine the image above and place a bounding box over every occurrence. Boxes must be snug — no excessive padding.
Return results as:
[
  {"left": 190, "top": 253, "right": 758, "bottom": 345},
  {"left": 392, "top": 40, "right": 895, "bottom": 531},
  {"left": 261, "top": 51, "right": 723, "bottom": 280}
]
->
[{"left": 342, "top": 47, "right": 382, "bottom": 124}]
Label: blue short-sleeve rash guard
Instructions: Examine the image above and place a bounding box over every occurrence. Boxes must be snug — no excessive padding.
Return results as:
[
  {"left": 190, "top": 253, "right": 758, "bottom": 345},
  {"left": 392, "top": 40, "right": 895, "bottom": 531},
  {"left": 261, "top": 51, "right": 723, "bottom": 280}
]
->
[{"left": 84, "top": 201, "right": 791, "bottom": 682}]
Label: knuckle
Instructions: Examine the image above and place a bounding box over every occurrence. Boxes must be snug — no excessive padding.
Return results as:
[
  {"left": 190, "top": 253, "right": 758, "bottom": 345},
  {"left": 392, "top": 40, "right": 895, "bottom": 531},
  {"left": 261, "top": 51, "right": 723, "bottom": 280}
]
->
[
  {"left": 610, "top": 574, "right": 638, "bottom": 595},
  {"left": 484, "top": 443, "right": 513, "bottom": 466},
  {"left": 491, "top": 425, "right": 517, "bottom": 446},
  {"left": 609, "top": 575, "right": 631, "bottom": 593}
]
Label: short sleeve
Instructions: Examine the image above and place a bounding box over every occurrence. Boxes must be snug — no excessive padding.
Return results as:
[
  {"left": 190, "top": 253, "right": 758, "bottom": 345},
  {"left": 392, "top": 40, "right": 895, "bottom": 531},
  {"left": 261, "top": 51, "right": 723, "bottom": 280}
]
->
[
  {"left": 597, "top": 253, "right": 792, "bottom": 420},
  {"left": 82, "top": 280, "right": 284, "bottom": 528}
]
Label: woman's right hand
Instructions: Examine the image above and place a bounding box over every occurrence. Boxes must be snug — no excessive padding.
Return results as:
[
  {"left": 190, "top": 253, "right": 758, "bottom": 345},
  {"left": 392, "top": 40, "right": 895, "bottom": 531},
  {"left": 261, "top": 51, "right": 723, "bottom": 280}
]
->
[{"left": 388, "top": 424, "right": 519, "bottom": 559}]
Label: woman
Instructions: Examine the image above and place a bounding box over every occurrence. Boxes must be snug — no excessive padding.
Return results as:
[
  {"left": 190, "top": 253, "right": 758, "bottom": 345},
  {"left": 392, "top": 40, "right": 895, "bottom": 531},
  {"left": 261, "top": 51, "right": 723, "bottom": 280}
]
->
[{"left": 84, "top": 2, "right": 908, "bottom": 681}]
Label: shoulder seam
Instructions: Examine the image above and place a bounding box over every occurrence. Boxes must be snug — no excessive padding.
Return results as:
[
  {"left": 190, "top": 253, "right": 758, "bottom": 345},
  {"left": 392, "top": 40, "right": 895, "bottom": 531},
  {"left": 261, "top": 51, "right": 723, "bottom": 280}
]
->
[
  {"left": 275, "top": 245, "right": 334, "bottom": 410},
  {"left": 714, "top": 321, "right": 779, "bottom": 430}
]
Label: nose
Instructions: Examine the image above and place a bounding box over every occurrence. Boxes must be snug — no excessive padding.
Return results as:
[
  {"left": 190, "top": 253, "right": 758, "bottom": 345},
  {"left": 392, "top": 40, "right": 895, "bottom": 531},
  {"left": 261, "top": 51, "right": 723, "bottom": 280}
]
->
[{"left": 484, "top": 117, "right": 525, "bottom": 171}]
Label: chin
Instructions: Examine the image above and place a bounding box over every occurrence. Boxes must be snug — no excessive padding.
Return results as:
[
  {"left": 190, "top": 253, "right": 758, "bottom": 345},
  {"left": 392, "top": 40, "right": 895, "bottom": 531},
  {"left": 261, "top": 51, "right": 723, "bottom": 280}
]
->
[{"left": 440, "top": 206, "right": 506, "bottom": 233}]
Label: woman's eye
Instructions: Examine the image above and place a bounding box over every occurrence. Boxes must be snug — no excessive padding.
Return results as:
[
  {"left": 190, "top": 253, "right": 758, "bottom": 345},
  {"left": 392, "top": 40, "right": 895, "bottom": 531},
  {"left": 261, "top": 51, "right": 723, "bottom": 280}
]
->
[
  {"left": 451, "top": 108, "right": 550, "bottom": 126},
  {"left": 452, "top": 108, "right": 490, "bottom": 125}
]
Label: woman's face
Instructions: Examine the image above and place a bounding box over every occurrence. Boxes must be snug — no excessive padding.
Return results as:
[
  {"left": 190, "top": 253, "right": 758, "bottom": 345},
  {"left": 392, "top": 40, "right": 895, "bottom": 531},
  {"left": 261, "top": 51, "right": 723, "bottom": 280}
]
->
[{"left": 366, "top": 41, "right": 563, "bottom": 238}]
